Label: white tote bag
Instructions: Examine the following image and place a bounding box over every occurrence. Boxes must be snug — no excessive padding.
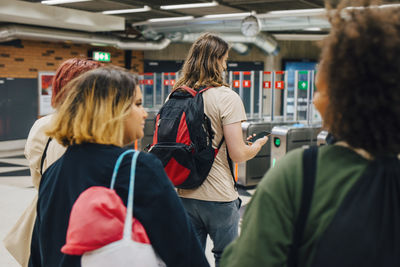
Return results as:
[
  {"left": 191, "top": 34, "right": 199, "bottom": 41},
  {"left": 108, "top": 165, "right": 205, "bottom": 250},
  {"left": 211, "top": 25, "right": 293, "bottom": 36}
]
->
[{"left": 81, "top": 150, "right": 166, "bottom": 267}]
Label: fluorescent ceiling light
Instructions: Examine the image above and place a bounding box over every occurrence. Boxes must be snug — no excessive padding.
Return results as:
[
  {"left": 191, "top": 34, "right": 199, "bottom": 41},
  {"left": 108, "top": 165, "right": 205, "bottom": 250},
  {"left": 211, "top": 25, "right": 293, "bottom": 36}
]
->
[
  {"left": 102, "top": 5, "right": 151, "bottom": 15},
  {"left": 304, "top": 27, "right": 322, "bottom": 31},
  {"left": 160, "top": 1, "right": 218, "bottom": 10},
  {"left": 203, "top": 12, "right": 251, "bottom": 19},
  {"left": 378, "top": 3, "right": 400, "bottom": 8},
  {"left": 345, "top": 3, "right": 400, "bottom": 10},
  {"left": 148, "top": 16, "right": 194, "bottom": 23},
  {"left": 90, "top": 43, "right": 109, "bottom": 47},
  {"left": 267, "top": 8, "right": 325, "bottom": 15},
  {"left": 41, "top": 0, "right": 91, "bottom": 5}
]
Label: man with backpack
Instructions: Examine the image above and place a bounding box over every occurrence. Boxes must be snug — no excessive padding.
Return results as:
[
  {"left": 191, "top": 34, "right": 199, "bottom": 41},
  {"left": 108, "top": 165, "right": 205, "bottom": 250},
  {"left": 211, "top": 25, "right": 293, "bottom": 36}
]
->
[{"left": 149, "top": 33, "right": 268, "bottom": 267}]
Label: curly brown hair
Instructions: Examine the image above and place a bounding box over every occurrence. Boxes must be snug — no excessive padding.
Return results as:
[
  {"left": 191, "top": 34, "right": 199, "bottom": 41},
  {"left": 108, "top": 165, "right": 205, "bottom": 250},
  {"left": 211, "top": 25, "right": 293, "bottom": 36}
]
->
[{"left": 320, "top": 0, "right": 400, "bottom": 156}]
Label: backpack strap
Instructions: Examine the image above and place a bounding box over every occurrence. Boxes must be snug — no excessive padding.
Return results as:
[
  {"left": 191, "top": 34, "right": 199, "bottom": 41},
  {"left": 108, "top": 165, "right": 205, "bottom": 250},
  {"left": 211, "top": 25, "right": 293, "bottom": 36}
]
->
[
  {"left": 176, "top": 85, "right": 213, "bottom": 97},
  {"left": 178, "top": 85, "right": 198, "bottom": 97},
  {"left": 40, "top": 137, "right": 52, "bottom": 175},
  {"left": 287, "top": 146, "right": 318, "bottom": 267},
  {"left": 217, "top": 136, "right": 237, "bottom": 189},
  {"left": 198, "top": 86, "right": 212, "bottom": 94}
]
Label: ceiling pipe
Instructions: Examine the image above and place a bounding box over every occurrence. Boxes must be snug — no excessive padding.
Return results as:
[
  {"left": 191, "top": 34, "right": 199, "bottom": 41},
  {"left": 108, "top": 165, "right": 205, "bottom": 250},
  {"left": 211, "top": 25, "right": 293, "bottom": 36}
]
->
[
  {"left": 274, "top": 33, "right": 327, "bottom": 41},
  {"left": 230, "top": 43, "right": 250, "bottom": 55},
  {"left": 133, "top": 8, "right": 331, "bottom": 33},
  {"left": 178, "top": 33, "right": 279, "bottom": 55},
  {"left": 0, "top": 25, "right": 171, "bottom": 50}
]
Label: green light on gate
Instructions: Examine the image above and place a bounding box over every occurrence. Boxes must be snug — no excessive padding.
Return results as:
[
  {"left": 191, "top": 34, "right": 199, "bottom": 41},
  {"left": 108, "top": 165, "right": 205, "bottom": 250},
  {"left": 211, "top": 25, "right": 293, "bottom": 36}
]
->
[
  {"left": 272, "top": 158, "right": 276, "bottom": 168},
  {"left": 93, "top": 51, "right": 111, "bottom": 62},
  {"left": 274, "top": 137, "right": 281, "bottom": 147},
  {"left": 298, "top": 81, "right": 308, "bottom": 90}
]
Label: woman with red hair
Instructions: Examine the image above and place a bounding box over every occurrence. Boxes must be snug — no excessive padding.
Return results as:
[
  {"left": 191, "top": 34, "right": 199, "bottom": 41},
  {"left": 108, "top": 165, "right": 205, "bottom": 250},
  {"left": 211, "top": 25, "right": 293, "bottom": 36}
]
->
[{"left": 4, "top": 58, "right": 103, "bottom": 267}]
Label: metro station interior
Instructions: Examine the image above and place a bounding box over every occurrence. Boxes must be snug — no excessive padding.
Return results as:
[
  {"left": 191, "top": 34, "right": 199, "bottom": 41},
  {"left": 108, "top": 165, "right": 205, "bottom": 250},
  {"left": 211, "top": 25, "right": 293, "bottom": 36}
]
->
[{"left": 1, "top": 0, "right": 400, "bottom": 266}]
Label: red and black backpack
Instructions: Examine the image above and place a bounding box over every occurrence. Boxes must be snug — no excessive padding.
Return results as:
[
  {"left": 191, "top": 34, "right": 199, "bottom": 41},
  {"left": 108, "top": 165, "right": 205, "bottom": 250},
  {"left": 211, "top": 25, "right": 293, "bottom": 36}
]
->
[{"left": 148, "top": 85, "right": 225, "bottom": 189}]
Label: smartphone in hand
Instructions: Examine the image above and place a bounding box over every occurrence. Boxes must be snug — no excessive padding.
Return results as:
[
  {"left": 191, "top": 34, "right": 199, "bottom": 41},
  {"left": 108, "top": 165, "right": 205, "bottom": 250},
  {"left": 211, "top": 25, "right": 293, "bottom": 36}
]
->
[{"left": 248, "top": 131, "right": 271, "bottom": 143}]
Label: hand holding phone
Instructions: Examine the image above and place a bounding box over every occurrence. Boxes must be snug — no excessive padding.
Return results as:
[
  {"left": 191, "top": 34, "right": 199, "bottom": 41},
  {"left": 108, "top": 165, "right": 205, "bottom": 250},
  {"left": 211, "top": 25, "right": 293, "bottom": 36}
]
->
[{"left": 248, "top": 131, "right": 271, "bottom": 143}]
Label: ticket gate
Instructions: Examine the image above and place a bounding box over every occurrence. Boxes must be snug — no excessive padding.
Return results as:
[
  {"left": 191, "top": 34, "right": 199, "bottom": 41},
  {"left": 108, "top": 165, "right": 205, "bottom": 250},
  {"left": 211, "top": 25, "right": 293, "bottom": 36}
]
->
[
  {"left": 137, "top": 110, "right": 158, "bottom": 151},
  {"left": 236, "top": 120, "right": 295, "bottom": 186},
  {"left": 270, "top": 125, "right": 322, "bottom": 167},
  {"left": 317, "top": 130, "right": 329, "bottom": 146}
]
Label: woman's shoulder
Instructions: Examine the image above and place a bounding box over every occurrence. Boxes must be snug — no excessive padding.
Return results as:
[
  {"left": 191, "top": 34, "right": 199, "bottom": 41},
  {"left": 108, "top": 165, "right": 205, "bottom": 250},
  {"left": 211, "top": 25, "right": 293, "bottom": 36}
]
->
[
  {"left": 258, "top": 144, "right": 368, "bottom": 193},
  {"left": 107, "top": 148, "right": 163, "bottom": 173},
  {"left": 137, "top": 151, "right": 162, "bottom": 166},
  {"left": 25, "top": 114, "right": 55, "bottom": 163},
  {"left": 26, "top": 115, "right": 53, "bottom": 146},
  {"left": 207, "top": 85, "right": 237, "bottom": 95},
  {"left": 205, "top": 86, "right": 242, "bottom": 107},
  {"left": 136, "top": 152, "right": 165, "bottom": 176},
  {"left": 132, "top": 151, "right": 172, "bottom": 188}
]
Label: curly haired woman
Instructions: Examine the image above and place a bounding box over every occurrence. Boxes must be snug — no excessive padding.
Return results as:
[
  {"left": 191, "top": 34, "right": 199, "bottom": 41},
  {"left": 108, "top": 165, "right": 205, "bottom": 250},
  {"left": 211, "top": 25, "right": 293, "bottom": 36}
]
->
[{"left": 221, "top": 1, "right": 400, "bottom": 267}]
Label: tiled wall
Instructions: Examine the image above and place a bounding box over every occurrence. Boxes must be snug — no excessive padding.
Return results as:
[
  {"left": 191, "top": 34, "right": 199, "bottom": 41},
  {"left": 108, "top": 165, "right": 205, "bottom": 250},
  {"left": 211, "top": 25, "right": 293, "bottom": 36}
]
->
[{"left": 0, "top": 40, "right": 144, "bottom": 78}]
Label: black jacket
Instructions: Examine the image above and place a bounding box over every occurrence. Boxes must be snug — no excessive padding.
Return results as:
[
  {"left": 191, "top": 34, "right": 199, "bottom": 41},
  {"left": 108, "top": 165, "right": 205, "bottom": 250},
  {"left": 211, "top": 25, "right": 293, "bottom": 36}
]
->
[{"left": 29, "top": 143, "right": 209, "bottom": 267}]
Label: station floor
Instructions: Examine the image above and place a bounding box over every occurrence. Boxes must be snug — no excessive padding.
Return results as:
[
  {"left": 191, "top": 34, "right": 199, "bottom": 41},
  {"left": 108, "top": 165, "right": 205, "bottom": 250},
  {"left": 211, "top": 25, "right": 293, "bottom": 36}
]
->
[{"left": 0, "top": 148, "right": 255, "bottom": 267}]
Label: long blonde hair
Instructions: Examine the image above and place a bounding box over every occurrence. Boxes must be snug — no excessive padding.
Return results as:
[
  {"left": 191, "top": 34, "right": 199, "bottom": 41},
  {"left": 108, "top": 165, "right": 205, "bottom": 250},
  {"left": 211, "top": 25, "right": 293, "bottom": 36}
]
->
[
  {"left": 174, "top": 33, "right": 229, "bottom": 90},
  {"left": 46, "top": 67, "right": 138, "bottom": 147}
]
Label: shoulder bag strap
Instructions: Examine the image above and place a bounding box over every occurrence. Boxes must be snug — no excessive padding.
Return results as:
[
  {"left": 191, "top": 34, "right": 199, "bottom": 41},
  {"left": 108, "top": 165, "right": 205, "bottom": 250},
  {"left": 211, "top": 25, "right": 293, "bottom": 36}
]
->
[
  {"left": 109, "top": 149, "right": 140, "bottom": 239},
  {"left": 40, "top": 137, "right": 52, "bottom": 175},
  {"left": 287, "top": 145, "right": 318, "bottom": 267}
]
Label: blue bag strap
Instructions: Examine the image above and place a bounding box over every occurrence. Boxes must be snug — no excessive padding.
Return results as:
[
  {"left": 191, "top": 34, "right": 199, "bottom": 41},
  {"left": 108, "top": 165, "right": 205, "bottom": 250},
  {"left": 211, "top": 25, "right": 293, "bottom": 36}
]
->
[
  {"left": 109, "top": 149, "right": 140, "bottom": 239},
  {"left": 110, "top": 149, "right": 135, "bottom": 190}
]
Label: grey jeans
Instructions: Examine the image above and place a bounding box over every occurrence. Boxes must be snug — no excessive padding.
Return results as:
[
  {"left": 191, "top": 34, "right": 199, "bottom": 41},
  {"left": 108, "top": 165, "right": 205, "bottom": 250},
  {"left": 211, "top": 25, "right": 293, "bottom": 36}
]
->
[{"left": 180, "top": 197, "right": 241, "bottom": 267}]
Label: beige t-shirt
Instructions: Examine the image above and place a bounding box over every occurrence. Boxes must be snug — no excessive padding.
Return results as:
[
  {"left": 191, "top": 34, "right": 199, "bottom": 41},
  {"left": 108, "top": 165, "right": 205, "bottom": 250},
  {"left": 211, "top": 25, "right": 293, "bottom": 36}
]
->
[{"left": 178, "top": 86, "right": 247, "bottom": 202}]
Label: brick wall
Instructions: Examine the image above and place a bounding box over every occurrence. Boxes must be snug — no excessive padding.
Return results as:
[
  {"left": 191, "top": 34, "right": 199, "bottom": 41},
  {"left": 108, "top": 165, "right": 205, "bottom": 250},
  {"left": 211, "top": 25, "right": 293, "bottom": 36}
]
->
[{"left": 0, "top": 40, "right": 144, "bottom": 78}]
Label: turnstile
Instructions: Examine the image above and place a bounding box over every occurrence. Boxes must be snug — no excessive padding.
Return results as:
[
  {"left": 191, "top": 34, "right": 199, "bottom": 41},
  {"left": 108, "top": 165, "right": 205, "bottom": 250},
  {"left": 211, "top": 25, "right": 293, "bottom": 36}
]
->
[
  {"left": 236, "top": 120, "right": 294, "bottom": 186},
  {"left": 317, "top": 130, "right": 329, "bottom": 146},
  {"left": 270, "top": 125, "right": 322, "bottom": 167},
  {"left": 137, "top": 110, "right": 158, "bottom": 151}
]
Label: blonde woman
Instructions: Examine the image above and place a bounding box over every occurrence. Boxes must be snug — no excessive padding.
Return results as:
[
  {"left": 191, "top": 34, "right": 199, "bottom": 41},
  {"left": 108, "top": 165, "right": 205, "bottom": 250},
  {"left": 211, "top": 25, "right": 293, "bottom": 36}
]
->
[{"left": 29, "top": 67, "right": 209, "bottom": 267}]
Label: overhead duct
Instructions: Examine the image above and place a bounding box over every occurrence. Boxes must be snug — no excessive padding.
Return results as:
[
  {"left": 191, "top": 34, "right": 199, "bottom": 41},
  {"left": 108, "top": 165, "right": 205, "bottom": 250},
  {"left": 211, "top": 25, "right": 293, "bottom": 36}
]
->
[
  {"left": 134, "top": 8, "right": 331, "bottom": 34},
  {"left": 274, "top": 34, "right": 327, "bottom": 41},
  {"left": 231, "top": 43, "right": 250, "bottom": 55},
  {"left": 253, "top": 34, "right": 279, "bottom": 56},
  {"left": 0, "top": 25, "right": 171, "bottom": 50},
  {"left": 178, "top": 33, "right": 279, "bottom": 55}
]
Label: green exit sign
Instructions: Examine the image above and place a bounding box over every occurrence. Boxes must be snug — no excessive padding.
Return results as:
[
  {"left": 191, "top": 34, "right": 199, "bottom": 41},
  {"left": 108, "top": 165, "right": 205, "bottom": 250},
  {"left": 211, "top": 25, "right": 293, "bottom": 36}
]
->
[
  {"left": 93, "top": 51, "right": 111, "bottom": 62},
  {"left": 298, "top": 81, "right": 308, "bottom": 90}
]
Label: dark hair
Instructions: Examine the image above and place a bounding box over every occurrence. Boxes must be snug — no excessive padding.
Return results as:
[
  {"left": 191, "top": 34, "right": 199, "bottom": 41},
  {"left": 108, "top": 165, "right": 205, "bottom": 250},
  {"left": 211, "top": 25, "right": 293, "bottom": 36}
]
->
[
  {"left": 174, "top": 33, "right": 230, "bottom": 89},
  {"left": 52, "top": 58, "right": 104, "bottom": 107},
  {"left": 320, "top": 2, "right": 400, "bottom": 156},
  {"left": 47, "top": 66, "right": 139, "bottom": 146}
]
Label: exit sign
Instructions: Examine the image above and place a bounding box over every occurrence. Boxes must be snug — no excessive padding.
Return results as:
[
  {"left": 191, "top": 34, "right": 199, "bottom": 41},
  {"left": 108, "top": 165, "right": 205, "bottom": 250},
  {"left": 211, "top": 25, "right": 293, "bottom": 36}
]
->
[{"left": 93, "top": 51, "right": 111, "bottom": 62}]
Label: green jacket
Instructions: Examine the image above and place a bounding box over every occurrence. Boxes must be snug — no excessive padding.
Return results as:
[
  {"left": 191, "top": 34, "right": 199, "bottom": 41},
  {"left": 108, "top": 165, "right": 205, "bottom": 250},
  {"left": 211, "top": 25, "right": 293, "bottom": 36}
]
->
[{"left": 220, "top": 145, "right": 368, "bottom": 267}]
